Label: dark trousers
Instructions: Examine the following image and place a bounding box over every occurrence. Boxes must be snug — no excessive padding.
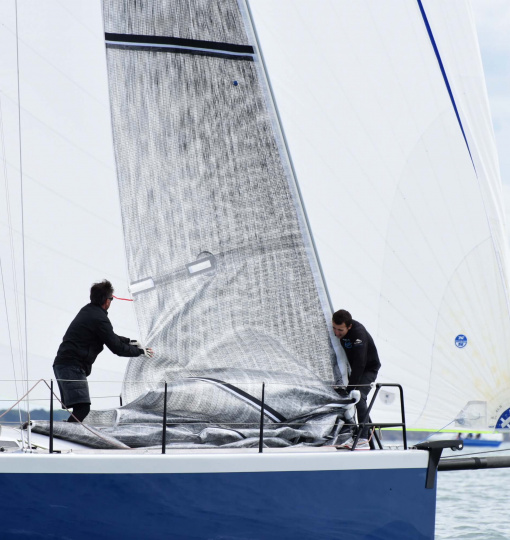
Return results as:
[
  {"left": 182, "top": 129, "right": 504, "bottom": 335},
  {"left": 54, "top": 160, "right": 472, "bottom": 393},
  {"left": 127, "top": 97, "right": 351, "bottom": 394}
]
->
[
  {"left": 355, "top": 372, "right": 378, "bottom": 439},
  {"left": 67, "top": 403, "right": 90, "bottom": 422},
  {"left": 53, "top": 364, "right": 91, "bottom": 422}
]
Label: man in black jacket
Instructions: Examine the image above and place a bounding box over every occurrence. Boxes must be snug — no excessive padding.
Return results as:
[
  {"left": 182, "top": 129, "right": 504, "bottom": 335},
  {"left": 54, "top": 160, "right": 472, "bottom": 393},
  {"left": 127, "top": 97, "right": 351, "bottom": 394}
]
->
[
  {"left": 53, "top": 280, "right": 153, "bottom": 422},
  {"left": 332, "top": 309, "right": 381, "bottom": 448}
]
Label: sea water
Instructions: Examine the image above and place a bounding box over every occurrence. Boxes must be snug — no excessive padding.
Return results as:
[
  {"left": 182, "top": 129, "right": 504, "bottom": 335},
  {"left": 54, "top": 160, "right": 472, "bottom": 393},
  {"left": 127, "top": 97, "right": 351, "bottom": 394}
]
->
[{"left": 435, "top": 443, "right": 510, "bottom": 539}]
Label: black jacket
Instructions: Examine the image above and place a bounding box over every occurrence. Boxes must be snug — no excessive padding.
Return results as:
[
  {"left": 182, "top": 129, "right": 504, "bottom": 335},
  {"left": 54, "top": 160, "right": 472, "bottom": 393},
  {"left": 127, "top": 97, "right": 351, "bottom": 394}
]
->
[
  {"left": 339, "top": 320, "right": 381, "bottom": 387},
  {"left": 53, "top": 303, "right": 142, "bottom": 375}
]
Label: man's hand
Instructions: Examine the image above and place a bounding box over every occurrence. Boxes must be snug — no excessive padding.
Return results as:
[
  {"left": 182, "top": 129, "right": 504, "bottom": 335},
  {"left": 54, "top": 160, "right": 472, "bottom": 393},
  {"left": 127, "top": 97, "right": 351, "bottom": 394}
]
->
[
  {"left": 333, "top": 385, "right": 350, "bottom": 398},
  {"left": 140, "top": 347, "right": 154, "bottom": 359}
]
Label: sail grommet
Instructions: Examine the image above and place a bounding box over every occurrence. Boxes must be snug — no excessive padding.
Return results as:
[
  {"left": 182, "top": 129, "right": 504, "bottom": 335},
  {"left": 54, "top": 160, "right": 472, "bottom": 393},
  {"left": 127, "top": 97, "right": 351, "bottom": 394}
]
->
[{"left": 233, "top": 80, "right": 239, "bottom": 86}]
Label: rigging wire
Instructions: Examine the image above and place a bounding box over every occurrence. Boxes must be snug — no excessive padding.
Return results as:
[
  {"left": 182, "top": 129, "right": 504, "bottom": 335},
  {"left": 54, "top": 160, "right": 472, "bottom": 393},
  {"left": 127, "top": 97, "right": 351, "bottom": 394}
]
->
[
  {"left": 0, "top": 16, "right": 24, "bottom": 439},
  {"left": 14, "top": 0, "right": 30, "bottom": 450},
  {"left": 0, "top": 114, "right": 26, "bottom": 380},
  {"left": 0, "top": 260, "right": 22, "bottom": 427},
  {"left": 0, "top": 86, "right": 114, "bottom": 172},
  {"left": 414, "top": 420, "right": 455, "bottom": 445}
]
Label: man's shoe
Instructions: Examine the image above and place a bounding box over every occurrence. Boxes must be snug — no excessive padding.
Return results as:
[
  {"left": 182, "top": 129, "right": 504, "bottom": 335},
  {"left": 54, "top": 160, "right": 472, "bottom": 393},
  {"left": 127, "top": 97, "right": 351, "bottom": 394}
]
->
[{"left": 338, "top": 437, "right": 370, "bottom": 449}]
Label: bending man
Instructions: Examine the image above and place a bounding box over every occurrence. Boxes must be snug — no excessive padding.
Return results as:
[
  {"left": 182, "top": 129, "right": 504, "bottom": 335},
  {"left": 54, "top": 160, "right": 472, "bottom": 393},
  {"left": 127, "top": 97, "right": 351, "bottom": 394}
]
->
[
  {"left": 332, "top": 309, "right": 381, "bottom": 448},
  {"left": 53, "top": 280, "right": 153, "bottom": 422}
]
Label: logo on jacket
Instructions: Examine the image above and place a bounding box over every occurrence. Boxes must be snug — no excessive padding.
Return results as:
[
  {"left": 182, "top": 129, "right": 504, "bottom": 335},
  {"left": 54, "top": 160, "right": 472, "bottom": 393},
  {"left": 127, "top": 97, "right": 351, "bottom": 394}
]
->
[
  {"left": 343, "top": 339, "right": 352, "bottom": 349},
  {"left": 354, "top": 339, "right": 363, "bottom": 347},
  {"left": 455, "top": 335, "right": 467, "bottom": 348}
]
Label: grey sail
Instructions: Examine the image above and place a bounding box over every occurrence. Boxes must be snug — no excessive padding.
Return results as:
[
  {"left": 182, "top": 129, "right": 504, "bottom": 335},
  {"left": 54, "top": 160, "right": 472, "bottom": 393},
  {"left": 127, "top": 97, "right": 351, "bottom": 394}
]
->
[{"left": 32, "top": 0, "right": 355, "bottom": 448}]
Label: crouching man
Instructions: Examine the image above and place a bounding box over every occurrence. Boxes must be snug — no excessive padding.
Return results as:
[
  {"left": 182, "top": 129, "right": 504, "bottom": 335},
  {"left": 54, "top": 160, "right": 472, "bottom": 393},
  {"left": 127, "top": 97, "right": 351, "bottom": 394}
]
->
[
  {"left": 332, "top": 309, "right": 381, "bottom": 449},
  {"left": 53, "top": 280, "right": 153, "bottom": 422}
]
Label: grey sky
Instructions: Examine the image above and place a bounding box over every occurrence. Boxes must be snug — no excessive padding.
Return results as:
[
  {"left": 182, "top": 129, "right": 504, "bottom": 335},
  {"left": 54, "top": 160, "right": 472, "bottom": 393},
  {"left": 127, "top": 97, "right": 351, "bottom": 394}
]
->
[
  {"left": 472, "top": 0, "right": 510, "bottom": 228},
  {"left": 472, "top": 0, "right": 510, "bottom": 186}
]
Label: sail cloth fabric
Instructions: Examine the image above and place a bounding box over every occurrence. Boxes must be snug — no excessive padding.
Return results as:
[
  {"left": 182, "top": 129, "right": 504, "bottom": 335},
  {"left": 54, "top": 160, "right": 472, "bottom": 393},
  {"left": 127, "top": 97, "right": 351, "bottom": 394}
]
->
[
  {"left": 31, "top": 0, "right": 360, "bottom": 448},
  {"left": 31, "top": 372, "right": 357, "bottom": 449},
  {"left": 248, "top": 0, "right": 510, "bottom": 431},
  {"left": 104, "top": 0, "right": 343, "bottom": 400}
]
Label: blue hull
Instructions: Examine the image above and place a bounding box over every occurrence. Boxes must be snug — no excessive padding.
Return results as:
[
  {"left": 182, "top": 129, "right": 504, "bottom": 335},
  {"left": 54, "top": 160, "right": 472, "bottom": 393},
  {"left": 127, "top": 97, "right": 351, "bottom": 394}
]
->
[{"left": 0, "top": 459, "right": 435, "bottom": 540}]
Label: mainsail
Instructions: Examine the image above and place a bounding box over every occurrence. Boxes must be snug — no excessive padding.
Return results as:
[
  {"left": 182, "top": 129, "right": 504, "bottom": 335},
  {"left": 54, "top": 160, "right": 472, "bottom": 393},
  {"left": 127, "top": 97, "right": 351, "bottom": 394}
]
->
[{"left": 30, "top": 0, "right": 360, "bottom": 448}]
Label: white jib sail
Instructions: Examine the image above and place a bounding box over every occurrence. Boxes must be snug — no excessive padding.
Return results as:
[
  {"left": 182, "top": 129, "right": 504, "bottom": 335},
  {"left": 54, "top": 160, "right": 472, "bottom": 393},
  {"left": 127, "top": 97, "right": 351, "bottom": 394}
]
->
[{"left": 248, "top": 0, "right": 510, "bottom": 431}]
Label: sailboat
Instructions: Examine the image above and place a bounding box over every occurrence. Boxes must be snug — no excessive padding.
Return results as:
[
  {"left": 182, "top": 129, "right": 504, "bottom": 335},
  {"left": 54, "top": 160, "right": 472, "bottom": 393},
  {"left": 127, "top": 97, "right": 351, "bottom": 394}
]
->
[
  {"left": 0, "top": 1, "right": 508, "bottom": 539},
  {"left": 460, "top": 433, "right": 503, "bottom": 447}
]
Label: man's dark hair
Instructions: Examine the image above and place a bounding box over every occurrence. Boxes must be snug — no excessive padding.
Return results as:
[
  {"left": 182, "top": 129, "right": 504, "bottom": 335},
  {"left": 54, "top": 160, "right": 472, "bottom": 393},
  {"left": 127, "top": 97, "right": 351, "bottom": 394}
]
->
[
  {"left": 332, "top": 309, "right": 353, "bottom": 327},
  {"left": 90, "top": 280, "right": 114, "bottom": 306}
]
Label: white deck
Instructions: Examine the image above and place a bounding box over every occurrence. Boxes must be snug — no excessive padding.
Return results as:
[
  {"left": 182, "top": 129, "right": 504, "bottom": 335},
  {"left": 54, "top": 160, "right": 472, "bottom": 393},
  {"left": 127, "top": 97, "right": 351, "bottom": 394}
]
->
[{"left": 0, "top": 425, "right": 428, "bottom": 474}]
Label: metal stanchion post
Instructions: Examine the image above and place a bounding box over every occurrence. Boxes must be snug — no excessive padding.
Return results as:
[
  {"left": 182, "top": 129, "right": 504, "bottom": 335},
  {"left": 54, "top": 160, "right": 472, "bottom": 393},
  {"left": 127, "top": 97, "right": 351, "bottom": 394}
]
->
[
  {"left": 258, "top": 382, "right": 265, "bottom": 454},
  {"left": 49, "top": 379, "right": 54, "bottom": 454},
  {"left": 162, "top": 382, "right": 167, "bottom": 454}
]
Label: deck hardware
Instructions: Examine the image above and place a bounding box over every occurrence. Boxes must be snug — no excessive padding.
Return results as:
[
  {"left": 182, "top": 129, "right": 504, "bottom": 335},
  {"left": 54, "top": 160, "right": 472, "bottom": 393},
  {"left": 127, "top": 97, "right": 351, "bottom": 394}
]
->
[
  {"left": 350, "top": 383, "right": 407, "bottom": 451},
  {"left": 414, "top": 440, "right": 462, "bottom": 488}
]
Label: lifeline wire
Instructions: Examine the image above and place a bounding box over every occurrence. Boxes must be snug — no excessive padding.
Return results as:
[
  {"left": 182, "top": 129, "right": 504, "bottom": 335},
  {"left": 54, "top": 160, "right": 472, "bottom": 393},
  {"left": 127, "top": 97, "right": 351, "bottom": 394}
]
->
[{"left": 0, "top": 379, "right": 127, "bottom": 450}]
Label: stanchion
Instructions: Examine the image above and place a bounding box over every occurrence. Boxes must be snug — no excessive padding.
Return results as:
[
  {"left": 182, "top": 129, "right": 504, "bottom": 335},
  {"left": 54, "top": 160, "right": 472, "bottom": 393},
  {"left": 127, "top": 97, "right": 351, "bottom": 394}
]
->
[
  {"left": 49, "top": 379, "right": 54, "bottom": 454},
  {"left": 162, "top": 382, "right": 167, "bottom": 454},
  {"left": 258, "top": 382, "right": 265, "bottom": 453}
]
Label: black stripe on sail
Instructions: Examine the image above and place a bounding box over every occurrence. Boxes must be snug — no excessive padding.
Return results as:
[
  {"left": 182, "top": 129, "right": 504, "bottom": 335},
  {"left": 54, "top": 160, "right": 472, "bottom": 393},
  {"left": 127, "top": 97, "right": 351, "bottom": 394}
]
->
[
  {"left": 106, "top": 43, "right": 254, "bottom": 62},
  {"left": 187, "top": 377, "right": 287, "bottom": 423},
  {"left": 105, "top": 33, "right": 254, "bottom": 55}
]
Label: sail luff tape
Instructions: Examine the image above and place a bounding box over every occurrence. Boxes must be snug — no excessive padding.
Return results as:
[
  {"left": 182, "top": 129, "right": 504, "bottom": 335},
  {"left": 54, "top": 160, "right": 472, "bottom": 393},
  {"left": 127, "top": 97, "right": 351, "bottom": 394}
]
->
[{"left": 129, "top": 277, "right": 155, "bottom": 295}]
